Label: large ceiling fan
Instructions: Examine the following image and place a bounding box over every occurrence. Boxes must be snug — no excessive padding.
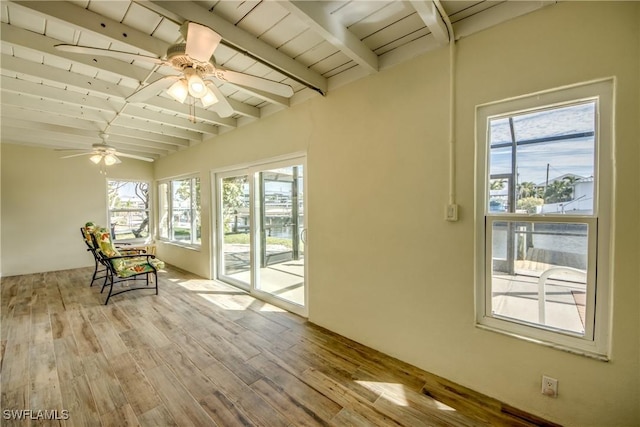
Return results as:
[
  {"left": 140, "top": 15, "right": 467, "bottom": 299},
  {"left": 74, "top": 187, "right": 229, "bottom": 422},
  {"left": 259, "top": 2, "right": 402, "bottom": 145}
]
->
[
  {"left": 55, "top": 22, "right": 294, "bottom": 118},
  {"left": 59, "top": 133, "right": 154, "bottom": 166}
]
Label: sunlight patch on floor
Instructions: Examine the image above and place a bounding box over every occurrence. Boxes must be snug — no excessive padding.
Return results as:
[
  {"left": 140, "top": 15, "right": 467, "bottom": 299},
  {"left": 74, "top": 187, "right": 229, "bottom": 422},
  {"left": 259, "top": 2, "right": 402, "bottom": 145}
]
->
[
  {"left": 356, "top": 381, "right": 409, "bottom": 406},
  {"left": 198, "top": 292, "right": 254, "bottom": 310},
  {"left": 356, "top": 381, "right": 458, "bottom": 412},
  {"left": 257, "top": 303, "right": 287, "bottom": 313}
]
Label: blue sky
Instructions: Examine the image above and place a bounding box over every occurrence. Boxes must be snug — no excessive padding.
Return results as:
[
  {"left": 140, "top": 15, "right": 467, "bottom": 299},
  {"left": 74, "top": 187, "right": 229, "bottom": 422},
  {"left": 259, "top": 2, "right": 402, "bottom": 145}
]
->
[{"left": 489, "top": 102, "right": 595, "bottom": 184}]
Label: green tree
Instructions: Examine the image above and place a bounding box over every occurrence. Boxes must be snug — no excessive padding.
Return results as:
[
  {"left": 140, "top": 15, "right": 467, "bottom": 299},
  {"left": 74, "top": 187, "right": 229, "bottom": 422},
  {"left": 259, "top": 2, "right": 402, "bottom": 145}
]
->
[
  {"left": 517, "top": 181, "right": 540, "bottom": 199},
  {"left": 517, "top": 196, "right": 544, "bottom": 213},
  {"left": 544, "top": 177, "right": 574, "bottom": 203},
  {"left": 107, "top": 181, "right": 149, "bottom": 238},
  {"left": 490, "top": 179, "right": 506, "bottom": 190},
  {"left": 175, "top": 178, "right": 201, "bottom": 239},
  {"left": 131, "top": 182, "right": 149, "bottom": 238},
  {"left": 222, "top": 177, "right": 247, "bottom": 233}
]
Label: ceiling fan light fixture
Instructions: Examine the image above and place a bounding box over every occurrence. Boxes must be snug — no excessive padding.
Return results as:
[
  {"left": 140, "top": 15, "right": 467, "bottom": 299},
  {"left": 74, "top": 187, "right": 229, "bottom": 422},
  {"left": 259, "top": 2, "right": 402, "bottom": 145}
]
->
[
  {"left": 167, "top": 79, "right": 189, "bottom": 103},
  {"left": 104, "top": 154, "right": 119, "bottom": 166},
  {"left": 90, "top": 154, "right": 103, "bottom": 164},
  {"left": 184, "top": 68, "right": 207, "bottom": 98},
  {"left": 200, "top": 85, "right": 219, "bottom": 107}
]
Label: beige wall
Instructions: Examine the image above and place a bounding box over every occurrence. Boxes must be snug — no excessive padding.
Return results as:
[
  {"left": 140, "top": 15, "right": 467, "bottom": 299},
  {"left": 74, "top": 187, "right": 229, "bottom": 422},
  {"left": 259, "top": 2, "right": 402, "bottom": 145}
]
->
[
  {"left": 0, "top": 143, "right": 153, "bottom": 276},
  {"left": 1, "top": 2, "right": 637, "bottom": 425},
  {"left": 154, "top": 2, "right": 639, "bottom": 425}
]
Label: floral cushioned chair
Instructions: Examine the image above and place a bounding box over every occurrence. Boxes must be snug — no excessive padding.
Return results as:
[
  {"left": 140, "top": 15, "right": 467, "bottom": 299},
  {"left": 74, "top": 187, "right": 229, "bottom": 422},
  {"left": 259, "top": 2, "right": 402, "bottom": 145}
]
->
[
  {"left": 81, "top": 222, "right": 108, "bottom": 287},
  {"left": 81, "top": 222, "right": 145, "bottom": 288},
  {"left": 90, "top": 226, "right": 165, "bottom": 305}
]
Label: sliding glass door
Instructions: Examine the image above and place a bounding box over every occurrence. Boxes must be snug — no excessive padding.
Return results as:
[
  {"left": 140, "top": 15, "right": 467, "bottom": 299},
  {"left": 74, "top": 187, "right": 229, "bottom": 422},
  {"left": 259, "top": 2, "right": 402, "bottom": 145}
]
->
[
  {"left": 217, "top": 172, "right": 251, "bottom": 288},
  {"left": 215, "top": 158, "right": 306, "bottom": 315},
  {"left": 256, "top": 165, "right": 305, "bottom": 306}
]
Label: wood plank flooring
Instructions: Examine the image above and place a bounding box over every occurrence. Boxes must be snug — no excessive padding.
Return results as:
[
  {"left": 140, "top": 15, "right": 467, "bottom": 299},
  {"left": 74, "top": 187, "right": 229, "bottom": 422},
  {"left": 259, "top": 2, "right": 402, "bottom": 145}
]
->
[{"left": 1, "top": 266, "right": 548, "bottom": 426}]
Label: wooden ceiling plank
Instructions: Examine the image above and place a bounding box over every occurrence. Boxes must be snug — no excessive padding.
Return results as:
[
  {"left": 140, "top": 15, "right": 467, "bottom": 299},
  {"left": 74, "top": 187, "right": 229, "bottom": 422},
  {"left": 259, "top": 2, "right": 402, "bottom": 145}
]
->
[
  {"left": 2, "top": 105, "right": 185, "bottom": 151},
  {"left": 142, "top": 96, "right": 238, "bottom": 127},
  {"left": 1, "top": 89, "right": 116, "bottom": 124},
  {"left": 0, "top": 61, "right": 224, "bottom": 135},
  {"left": 1, "top": 74, "right": 121, "bottom": 111},
  {"left": 281, "top": 1, "right": 378, "bottom": 74},
  {"left": 453, "top": 1, "right": 555, "bottom": 40},
  {"left": 116, "top": 107, "right": 213, "bottom": 138},
  {"left": 1, "top": 125, "right": 168, "bottom": 157}
]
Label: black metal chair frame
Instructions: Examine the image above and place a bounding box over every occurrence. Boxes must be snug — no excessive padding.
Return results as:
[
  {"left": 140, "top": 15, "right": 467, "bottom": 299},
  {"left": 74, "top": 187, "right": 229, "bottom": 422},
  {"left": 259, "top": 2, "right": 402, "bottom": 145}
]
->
[
  {"left": 81, "top": 227, "right": 109, "bottom": 288},
  {"left": 90, "top": 233, "right": 159, "bottom": 305}
]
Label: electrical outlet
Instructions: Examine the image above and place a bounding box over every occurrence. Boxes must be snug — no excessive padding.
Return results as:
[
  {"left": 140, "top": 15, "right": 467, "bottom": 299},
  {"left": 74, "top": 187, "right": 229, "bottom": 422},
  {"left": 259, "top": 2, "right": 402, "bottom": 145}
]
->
[
  {"left": 541, "top": 376, "right": 558, "bottom": 398},
  {"left": 445, "top": 204, "right": 458, "bottom": 221}
]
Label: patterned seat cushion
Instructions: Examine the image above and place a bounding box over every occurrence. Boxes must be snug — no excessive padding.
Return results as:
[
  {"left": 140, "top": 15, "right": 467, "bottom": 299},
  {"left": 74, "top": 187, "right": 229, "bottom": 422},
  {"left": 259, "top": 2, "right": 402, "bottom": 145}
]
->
[
  {"left": 115, "top": 258, "right": 158, "bottom": 278},
  {"left": 92, "top": 227, "right": 164, "bottom": 276}
]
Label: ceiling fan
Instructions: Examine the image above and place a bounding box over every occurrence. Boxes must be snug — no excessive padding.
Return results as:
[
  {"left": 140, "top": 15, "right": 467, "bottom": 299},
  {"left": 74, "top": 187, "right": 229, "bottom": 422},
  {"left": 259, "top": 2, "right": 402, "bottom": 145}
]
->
[
  {"left": 55, "top": 22, "right": 294, "bottom": 118},
  {"left": 59, "top": 133, "right": 154, "bottom": 166}
]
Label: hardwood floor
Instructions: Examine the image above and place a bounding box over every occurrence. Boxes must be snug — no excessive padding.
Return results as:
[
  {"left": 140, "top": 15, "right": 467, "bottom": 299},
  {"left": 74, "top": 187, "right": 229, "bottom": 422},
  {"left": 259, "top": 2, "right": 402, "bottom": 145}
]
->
[{"left": 1, "top": 266, "right": 548, "bottom": 426}]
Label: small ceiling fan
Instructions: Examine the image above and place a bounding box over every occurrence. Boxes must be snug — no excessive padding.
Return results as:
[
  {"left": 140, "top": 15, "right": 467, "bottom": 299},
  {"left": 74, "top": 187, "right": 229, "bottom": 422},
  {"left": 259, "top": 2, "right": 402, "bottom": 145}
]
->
[
  {"left": 59, "top": 133, "right": 154, "bottom": 165},
  {"left": 55, "top": 22, "right": 294, "bottom": 118}
]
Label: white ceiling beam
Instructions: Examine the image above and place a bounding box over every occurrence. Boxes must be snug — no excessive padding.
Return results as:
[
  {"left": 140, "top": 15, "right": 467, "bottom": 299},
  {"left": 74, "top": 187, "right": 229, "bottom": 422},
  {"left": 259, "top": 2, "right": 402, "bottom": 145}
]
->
[
  {"left": 1, "top": 107, "right": 186, "bottom": 152},
  {"left": 1, "top": 83, "right": 206, "bottom": 143},
  {"left": 225, "top": 84, "right": 290, "bottom": 108},
  {"left": 280, "top": 1, "right": 379, "bottom": 74},
  {"left": 2, "top": 105, "right": 106, "bottom": 132},
  {"left": 146, "top": 0, "right": 328, "bottom": 95},
  {"left": 1, "top": 75, "right": 121, "bottom": 115},
  {"left": 1, "top": 54, "right": 131, "bottom": 97},
  {"left": 409, "top": 1, "right": 450, "bottom": 45},
  {"left": 113, "top": 107, "right": 214, "bottom": 139},
  {"left": 137, "top": 96, "right": 239, "bottom": 128},
  {"left": 219, "top": 98, "right": 260, "bottom": 119},
  {"left": 1, "top": 121, "right": 169, "bottom": 157},
  {"left": 1, "top": 88, "right": 116, "bottom": 124},
  {"left": 10, "top": 1, "right": 169, "bottom": 57},
  {"left": 0, "top": 56, "right": 228, "bottom": 132},
  {"left": 0, "top": 23, "right": 152, "bottom": 83}
]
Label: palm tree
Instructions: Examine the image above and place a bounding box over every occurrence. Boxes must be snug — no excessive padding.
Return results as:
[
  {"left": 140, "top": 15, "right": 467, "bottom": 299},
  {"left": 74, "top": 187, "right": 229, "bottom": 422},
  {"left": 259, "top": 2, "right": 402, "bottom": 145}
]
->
[
  {"left": 490, "top": 179, "right": 506, "bottom": 190},
  {"left": 517, "top": 181, "right": 539, "bottom": 199},
  {"left": 544, "top": 178, "right": 574, "bottom": 203}
]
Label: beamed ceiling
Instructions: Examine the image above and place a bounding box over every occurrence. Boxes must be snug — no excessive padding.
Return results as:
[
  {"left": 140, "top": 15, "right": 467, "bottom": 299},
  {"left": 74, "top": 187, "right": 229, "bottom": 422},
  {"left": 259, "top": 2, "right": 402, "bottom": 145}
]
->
[{"left": 0, "top": 0, "right": 555, "bottom": 162}]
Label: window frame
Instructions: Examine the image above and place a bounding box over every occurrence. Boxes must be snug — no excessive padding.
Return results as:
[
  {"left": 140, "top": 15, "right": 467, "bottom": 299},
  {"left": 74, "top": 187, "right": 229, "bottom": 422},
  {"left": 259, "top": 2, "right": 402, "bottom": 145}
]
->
[
  {"left": 157, "top": 174, "right": 201, "bottom": 248},
  {"left": 106, "top": 179, "right": 150, "bottom": 243},
  {"left": 475, "top": 79, "right": 614, "bottom": 359}
]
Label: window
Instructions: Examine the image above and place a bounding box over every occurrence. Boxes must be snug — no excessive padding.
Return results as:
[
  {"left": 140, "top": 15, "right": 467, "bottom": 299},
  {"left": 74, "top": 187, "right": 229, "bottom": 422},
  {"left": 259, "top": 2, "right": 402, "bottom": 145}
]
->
[
  {"left": 158, "top": 176, "right": 201, "bottom": 246},
  {"left": 107, "top": 180, "right": 149, "bottom": 242},
  {"left": 475, "top": 80, "right": 613, "bottom": 358}
]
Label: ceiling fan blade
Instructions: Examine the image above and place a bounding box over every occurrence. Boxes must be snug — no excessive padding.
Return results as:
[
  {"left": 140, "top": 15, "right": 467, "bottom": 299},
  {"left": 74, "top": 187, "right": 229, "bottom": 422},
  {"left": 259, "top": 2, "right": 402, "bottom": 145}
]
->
[
  {"left": 127, "top": 76, "right": 180, "bottom": 103},
  {"left": 214, "top": 69, "right": 294, "bottom": 98},
  {"left": 182, "top": 22, "right": 221, "bottom": 63},
  {"left": 204, "top": 80, "right": 234, "bottom": 118},
  {"left": 55, "top": 44, "right": 166, "bottom": 65},
  {"left": 114, "top": 152, "right": 155, "bottom": 162},
  {"left": 60, "top": 152, "right": 91, "bottom": 159}
]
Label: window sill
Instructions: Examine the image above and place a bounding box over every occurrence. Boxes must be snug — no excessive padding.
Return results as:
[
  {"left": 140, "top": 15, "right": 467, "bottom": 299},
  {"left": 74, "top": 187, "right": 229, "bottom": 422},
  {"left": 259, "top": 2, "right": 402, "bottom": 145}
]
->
[
  {"left": 475, "top": 323, "right": 609, "bottom": 362},
  {"left": 157, "top": 240, "right": 201, "bottom": 251}
]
